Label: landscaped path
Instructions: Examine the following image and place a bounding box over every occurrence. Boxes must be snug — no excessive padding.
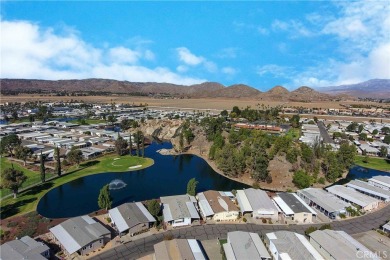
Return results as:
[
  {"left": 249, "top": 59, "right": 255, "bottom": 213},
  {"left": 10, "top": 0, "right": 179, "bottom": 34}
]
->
[{"left": 91, "top": 203, "right": 390, "bottom": 260}]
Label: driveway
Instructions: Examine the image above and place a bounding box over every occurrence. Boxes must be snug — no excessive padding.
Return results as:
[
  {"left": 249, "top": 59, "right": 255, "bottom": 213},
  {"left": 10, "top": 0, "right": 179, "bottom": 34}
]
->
[{"left": 317, "top": 121, "right": 334, "bottom": 144}]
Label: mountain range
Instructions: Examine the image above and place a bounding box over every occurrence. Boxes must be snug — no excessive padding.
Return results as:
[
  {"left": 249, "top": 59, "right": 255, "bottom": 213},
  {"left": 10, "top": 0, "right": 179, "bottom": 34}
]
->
[
  {"left": 1, "top": 78, "right": 389, "bottom": 100},
  {"left": 316, "top": 79, "right": 390, "bottom": 99}
]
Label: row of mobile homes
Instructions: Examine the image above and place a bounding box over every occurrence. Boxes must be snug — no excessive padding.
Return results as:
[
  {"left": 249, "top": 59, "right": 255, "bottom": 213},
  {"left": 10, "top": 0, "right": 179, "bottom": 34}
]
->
[
  {"left": 326, "top": 185, "right": 380, "bottom": 211},
  {"left": 297, "top": 188, "right": 351, "bottom": 219},
  {"left": 346, "top": 180, "right": 390, "bottom": 202}
]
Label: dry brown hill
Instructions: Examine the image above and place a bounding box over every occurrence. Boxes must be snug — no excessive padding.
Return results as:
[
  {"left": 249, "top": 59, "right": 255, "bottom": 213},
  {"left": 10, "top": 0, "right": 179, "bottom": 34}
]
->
[{"left": 1, "top": 78, "right": 354, "bottom": 101}]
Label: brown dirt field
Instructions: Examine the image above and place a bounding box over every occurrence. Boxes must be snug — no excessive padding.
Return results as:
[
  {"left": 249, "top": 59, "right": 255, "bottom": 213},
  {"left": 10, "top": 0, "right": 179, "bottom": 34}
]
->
[{"left": 2, "top": 94, "right": 388, "bottom": 110}]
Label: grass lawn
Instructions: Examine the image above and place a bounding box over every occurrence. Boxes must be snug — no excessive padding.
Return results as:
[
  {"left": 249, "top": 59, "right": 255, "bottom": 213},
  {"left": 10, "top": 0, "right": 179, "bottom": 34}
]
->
[
  {"left": 0, "top": 154, "right": 154, "bottom": 219},
  {"left": 69, "top": 119, "right": 106, "bottom": 125},
  {"left": 0, "top": 158, "right": 55, "bottom": 198},
  {"left": 354, "top": 156, "right": 390, "bottom": 172}
]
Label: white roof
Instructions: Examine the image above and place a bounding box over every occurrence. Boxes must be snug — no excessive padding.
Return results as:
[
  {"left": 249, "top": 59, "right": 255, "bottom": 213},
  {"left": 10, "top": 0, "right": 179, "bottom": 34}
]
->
[
  {"left": 236, "top": 190, "right": 252, "bottom": 213},
  {"left": 186, "top": 201, "right": 200, "bottom": 219},
  {"left": 273, "top": 196, "right": 294, "bottom": 215},
  {"left": 326, "top": 185, "right": 379, "bottom": 208},
  {"left": 346, "top": 180, "right": 390, "bottom": 200},
  {"left": 50, "top": 225, "right": 81, "bottom": 255},
  {"left": 108, "top": 207, "right": 129, "bottom": 234},
  {"left": 198, "top": 199, "right": 214, "bottom": 217},
  {"left": 369, "top": 176, "right": 390, "bottom": 188},
  {"left": 187, "top": 239, "right": 206, "bottom": 260}
]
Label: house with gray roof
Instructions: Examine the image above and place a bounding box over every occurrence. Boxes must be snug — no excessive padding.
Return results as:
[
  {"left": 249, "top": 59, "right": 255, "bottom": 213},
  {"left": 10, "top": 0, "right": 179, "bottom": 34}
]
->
[
  {"left": 273, "top": 192, "right": 317, "bottom": 223},
  {"left": 236, "top": 188, "right": 278, "bottom": 221},
  {"left": 265, "top": 231, "right": 324, "bottom": 260},
  {"left": 309, "top": 229, "right": 379, "bottom": 260},
  {"left": 49, "top": 215, "right": 111, "bottom": 256},
  {"left": 108, "top": 202, "right": 156, "bottom": 236},
  {"left": 223, "top": 231, "right": 271, "bottom": 260},
  {"left": 326, "top": 185, "right": 380, "bottom": 211},
  {"left": 346, "top": 180, "right": 390, "bottom": 202},
  {"left": 160, "top": 194, "right": 200, "bottom": 228},
  {"left": 382, "top": 221, "right": 390, "bottom": 233},
  {"left": 296, "top": 188, "right": 351, "bottom": 219},
  {"left": 368, "top": 176, "right": 390, "bottom": 191},
  {"left": 0, "top": 236, "right": 50, "bottom": 260}
]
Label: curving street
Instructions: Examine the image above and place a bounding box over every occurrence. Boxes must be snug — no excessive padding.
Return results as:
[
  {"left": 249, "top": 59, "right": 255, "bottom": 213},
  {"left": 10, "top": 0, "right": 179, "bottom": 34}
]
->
[{"left": 91, "top": 204, "right": 390, "bottom": 260}]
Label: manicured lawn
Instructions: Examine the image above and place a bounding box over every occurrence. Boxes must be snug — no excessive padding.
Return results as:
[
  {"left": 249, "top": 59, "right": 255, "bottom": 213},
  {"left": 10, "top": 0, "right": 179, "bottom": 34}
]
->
[
  {"left": 354, "top": 156, "right": 390, "bottom": 172},
  {"left": 0, "top": 154, "right": 154, "bottom": 219},
  {"left": 0, "top": 158, "right": 55, "bottom": 198}
]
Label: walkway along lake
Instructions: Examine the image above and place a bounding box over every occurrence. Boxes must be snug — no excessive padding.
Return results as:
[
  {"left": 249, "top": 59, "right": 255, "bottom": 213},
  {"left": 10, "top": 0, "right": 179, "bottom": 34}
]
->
[{"left": 37, "top": 142, "right": 249, "bottom": 218}]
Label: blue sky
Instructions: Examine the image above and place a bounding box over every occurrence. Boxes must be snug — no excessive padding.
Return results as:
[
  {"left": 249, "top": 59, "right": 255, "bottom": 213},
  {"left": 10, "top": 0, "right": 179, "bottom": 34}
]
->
[{"left": 1, "top": 1, "right": 389, "bottom": 91}]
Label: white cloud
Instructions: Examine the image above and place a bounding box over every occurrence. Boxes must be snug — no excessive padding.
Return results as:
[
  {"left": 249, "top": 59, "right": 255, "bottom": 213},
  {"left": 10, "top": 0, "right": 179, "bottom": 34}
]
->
[
  {"left": 257, "top": 26, "right": 269, "bottom": 35},
  {"left": 274, "top": 1, "right": 390, "bottom": 88},
  {"left": 0, "top": 19, "right": 205, "bottom": 85},
  {"left": 176, "top": 47, "right": 204, "bottom": 66},
  {"left": 176, "top": 47, "right": 219, "bottom": 73},
  {"left": 216, "top": 47, "right": 239, "bottom": 59},
  {"left": 222, "top": 67, "right": 237, "bottom": 75},
  {"left": 272, "top": 19, "right": 313, "bottom": 37},
  {"left": 257, "top": 64, "right": 290, "bottom": 78},
  {"left": 108, "top": 46, "right": 140, "bottom": 64}
]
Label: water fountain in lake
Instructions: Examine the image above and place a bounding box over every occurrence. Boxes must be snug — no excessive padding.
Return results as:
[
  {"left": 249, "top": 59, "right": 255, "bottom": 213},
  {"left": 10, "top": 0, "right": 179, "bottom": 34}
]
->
[{"left": 108, "top": 179, "right": 127, "bottom": 190}]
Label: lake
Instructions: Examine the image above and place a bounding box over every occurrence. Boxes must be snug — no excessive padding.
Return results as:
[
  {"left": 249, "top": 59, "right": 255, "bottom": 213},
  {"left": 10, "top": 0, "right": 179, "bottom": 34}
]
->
[{"left": 37, "top": 142, "right": 249, "bottom": 218}]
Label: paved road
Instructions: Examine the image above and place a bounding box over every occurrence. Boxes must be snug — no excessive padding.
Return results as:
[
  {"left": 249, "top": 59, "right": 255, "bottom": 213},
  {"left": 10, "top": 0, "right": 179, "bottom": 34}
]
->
[
  {"left": 91, "top": 204, "right": 390, "bottom": 260},
  {"left": 317, "top": 121, "right": 334, "bottom": 144}
]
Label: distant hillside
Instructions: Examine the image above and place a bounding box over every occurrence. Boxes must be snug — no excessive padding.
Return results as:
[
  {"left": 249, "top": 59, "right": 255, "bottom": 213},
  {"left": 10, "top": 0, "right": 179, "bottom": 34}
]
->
[
  {"left": 1, "top": 78, "right": 353, "bottom": 101},
  {"left": 318, "top": 79, "right": 390, "bottom": 98}
]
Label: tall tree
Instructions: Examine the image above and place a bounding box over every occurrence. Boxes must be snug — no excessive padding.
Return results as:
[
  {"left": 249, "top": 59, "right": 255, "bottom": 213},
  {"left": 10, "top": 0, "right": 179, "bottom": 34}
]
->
[
  {"left": 1, "top": 166, "right": 27, "bottom": 198},
  {"left": 114, "top": 137, "right": 128, "bottom": 156},
  {"left": 147, "top": 199, "right": 161, "bottom": 217},
  {"left": 14, "top": 146, "right": 33, "bottom": 166},
  {"left": 0, "top": 134, "right": 21, "bottom": 157},
  {"left": 186, "top": 178, "right": 198, "bottom": 196},
  {"left": 129, "top": 132, "right": 133, "bottom": 156},
  {"left": 55, "top": 146, "right": 62, "bottom": 177},
  {"left": 40, "top": 151, "right": 46, "bottom": 183},
  {"left": 179, "top": 132, "right": 184, "bottom": 152},
  {"left": 141, "top": 132, "right": 145, "bottom": 158},
  {"left": 67, "top": 147, "right": 83, "bottom": 168},
  {"left": 98, "top": 184, "right": 113, "bottom": 210},
  {"left": 379, "top": 146, "right": 388, "bottom": 158}
]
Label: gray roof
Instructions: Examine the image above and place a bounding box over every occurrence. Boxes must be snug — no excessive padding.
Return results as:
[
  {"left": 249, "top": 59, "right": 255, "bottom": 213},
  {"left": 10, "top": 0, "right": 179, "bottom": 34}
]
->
[
  {"left": 50, "top": 215, "right": 110, "bottom": 255},
  {"left": 326, "top": 185, "right": 379, "bottom": 208},
  {"left": 297, "top": 188, "right": 351, "bottom": 213},
  {"left": 346, "top": 180, "right": 390, "bottom": 200},
  {"left": 161, "top": 194, "right": 200, "bottom": 222},
  {"left": 0, "top": 236, "right": 49, "bottom": 260},
  {"left": 266, "top": 231, "right": 324, "bottom": 260},
  {"left": 369, "top": 175, "right": 390, "bottom": 187},
  {"left": 109, "top": 202, "right": 156, "bottom": 233},
  {"left": 277, "top": 192, "right": 313, "bottom": 214},
  {"left": 236, "top": 188, "right": 278, "bottom": 214},
  {"left": 225, "top": 231, "right": 271, "bottom": 260},
  {"left": 310, "top": 230, "right": 379, "bottom": 260}
]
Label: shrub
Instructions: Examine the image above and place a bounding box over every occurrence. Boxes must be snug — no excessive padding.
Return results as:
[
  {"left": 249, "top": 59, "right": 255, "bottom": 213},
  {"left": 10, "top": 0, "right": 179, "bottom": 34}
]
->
[
  {"left": 305, "top": 226, "right": 318, "bottom": 235},
  {"left": 268, "top": 219, "right": 273, "bottom": 224},
  {"left": 106, "top": 217, "right": 111, "bottom": 223},
  {"left": 339, "top": 213, "right": 346, "bottom": 219},
  {"left": 7, "top": 222, "right": 18, "bottom": 228},
  {"left": 319, "top": 224, "right": 332, "bottom": 230},
  {"left": 242, "top": 217, "right": 247, "bottom": 222},
  {"left": 163, "top": 233, "right": 174, "bottom": 241},
  {"left": 252, "top": 182, "right": 260, "bottom": 189},
  {"left": 318, "top": 177, "right": 325, "bottom": 184},
  {"left": 262, "top": 218, "right": 267, "bottom": 224}
]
